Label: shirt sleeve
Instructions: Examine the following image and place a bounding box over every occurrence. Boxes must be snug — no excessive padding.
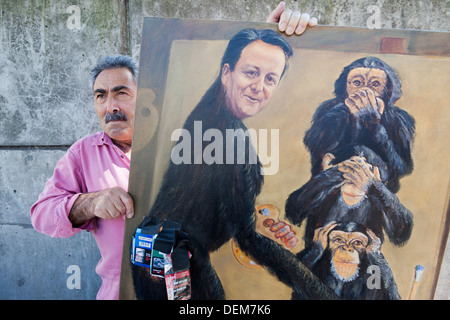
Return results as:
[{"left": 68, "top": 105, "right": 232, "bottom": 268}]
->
[{"left": 30, "top": 147, "right": 96, "bottom": 238}]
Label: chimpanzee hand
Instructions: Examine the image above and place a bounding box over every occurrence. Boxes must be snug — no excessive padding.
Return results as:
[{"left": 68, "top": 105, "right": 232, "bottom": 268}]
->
[
  {"left": 321, "top": 153, "right": 336, "bottom": 171},
  {"left": 313, "top": 221, "right": 338, "bottom": 252},
  {"left": 337, "top": 156, "right": 381, "bottom": 194},
  {"left": 366, "top": 228, "right": 382, "bottom": 254},
  {"left": 345, "top": 88, "right": 385, "bottom": 122}
]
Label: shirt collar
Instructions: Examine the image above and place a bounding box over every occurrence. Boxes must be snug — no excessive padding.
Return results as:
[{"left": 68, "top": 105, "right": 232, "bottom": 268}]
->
[
  {"left": 93, "top": 132, "right": 131, "bottom": 162},
  {"left": 93, "top": 131, "right": 115, "bottom": 147}
]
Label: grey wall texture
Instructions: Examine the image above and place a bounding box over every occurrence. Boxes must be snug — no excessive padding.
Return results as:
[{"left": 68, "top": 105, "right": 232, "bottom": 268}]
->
[{"left": 0, "top": 0, "right": 449, "bottom": 300}]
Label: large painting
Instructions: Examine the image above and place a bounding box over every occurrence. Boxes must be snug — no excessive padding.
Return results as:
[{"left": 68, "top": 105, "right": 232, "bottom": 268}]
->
[{"left": 119, "top": 17, "right": 450, "bottom": 300}]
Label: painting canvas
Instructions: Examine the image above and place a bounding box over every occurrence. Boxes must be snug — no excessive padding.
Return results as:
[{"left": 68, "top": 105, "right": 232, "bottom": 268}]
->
[{"left": 119, "top": 17, "right": 450, "bottom": 300}]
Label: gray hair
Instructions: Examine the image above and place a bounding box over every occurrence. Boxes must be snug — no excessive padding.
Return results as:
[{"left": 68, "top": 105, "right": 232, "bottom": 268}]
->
[{"left": 90, "top": 55, "right": 138, "bottom": 89}]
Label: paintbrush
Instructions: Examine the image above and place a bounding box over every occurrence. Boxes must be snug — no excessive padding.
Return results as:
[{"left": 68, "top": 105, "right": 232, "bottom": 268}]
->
[{"left": 408, "top": 265, "right": 424, "bottom": 300}]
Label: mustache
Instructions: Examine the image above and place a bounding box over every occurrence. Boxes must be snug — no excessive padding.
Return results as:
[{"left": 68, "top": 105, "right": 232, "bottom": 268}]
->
[{"left": 105, "top": 112, "right": 128, "bottom": 123}]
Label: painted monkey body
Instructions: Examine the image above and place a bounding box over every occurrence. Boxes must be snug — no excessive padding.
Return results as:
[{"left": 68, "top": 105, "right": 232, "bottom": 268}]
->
[
  {"left": 132, "top": 89, "right": 260, "bottom": 299},
  {"left": 294, "top": 222, "right": 401, "bottom": 300},
  {"left": 305, "top": 103, "right": 415, "bottom": 193},
  {"left": 288, "top": 58, "right": 413, "bottom": 300},
  {"left": 304, "top": 57, "right": 415, "bottom": 193},
  {"left": 132, "top": 81, "right": 338, "bottom": 300},
  {"left": 296, "top": 241, "right": 400, "bottom": 300},
  {"left": 285, "top": 146, "right": 413, "bottom": 248}
]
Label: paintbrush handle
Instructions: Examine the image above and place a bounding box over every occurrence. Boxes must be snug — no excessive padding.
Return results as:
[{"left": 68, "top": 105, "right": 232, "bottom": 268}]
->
[{"left": 408, "top": 281, "right": 418, "bottom": 300}]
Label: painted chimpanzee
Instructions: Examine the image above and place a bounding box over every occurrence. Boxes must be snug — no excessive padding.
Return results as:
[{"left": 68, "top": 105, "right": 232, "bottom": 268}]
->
[
  {"left": 293, "top": 221, "right": 401, "bottom": 300},
  {"left": 285, "top": 145, "right": 413, "bottom": 249},
  {"left": 303, "top": 57, "right": 415, "bottom": 193},
  {"left": 132, "top": 29, "right": 337, "bottom": 300}
]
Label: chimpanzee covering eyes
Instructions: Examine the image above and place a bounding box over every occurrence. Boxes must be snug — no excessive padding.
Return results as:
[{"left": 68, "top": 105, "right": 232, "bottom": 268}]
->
[{"left": 285, "top": 145, "right": 413, "bottom": 248}]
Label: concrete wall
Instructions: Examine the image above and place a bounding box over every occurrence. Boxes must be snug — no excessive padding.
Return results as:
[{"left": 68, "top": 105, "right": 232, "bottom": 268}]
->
[{"left": 0, "top": 0, "right": 448, "bottom": 299}]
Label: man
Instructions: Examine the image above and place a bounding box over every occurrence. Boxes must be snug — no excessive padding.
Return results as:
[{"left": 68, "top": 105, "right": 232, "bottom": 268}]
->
[
  {"left": 31, "top": 3, "right": 317, "bottom": 300},
  {"left": 31, "top": 55, "right": 137, "bottom": 300}
]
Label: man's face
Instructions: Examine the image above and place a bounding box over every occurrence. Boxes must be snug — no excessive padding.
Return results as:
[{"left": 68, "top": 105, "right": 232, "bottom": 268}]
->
[
  {"left": 221, "top": 40, "right": 286, "bottom": 120},
  {"left": 93, "top": 68, "right": 137, "bottom": 146}
]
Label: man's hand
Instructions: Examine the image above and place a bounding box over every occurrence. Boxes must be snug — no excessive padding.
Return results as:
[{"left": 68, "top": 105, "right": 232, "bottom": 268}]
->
[
  {"left": 267, "top": 1, "right": 317, "bottom": 35},
  {"left": 69, "top": 187, "right": 134, "bottom": 227}
]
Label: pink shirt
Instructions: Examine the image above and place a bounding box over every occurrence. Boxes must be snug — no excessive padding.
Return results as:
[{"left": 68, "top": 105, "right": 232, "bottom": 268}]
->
[{"left": 31, "top": 132, "right": 130, "bottom": 300}]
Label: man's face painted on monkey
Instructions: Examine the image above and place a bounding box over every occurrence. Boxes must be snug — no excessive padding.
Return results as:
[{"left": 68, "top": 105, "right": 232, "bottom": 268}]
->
[
  {"left": 328, "top": 230, "right": 369, "bottom": 282},
  {"left": 221, "top": 40, "right": 286, "bottom": 120}
]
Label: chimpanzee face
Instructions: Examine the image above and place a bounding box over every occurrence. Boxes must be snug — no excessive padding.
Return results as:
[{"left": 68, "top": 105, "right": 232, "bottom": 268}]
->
[
  {"left": 346, "top": 67, "right": 387, "bottom": 98},
  {"left": 329, "top": 230, "right": 369, "bottom": 281}
]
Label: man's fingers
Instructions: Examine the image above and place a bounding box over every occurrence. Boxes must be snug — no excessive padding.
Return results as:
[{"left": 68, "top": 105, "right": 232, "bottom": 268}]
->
[
  {"left": 278, "top": 9, "right": 294, "bottom": 32},
  {"left": 295, "top": 12, "right": 310, "bottom": 35},
  {"left": 266, "top": 1, "right": 285, "bottom": 23},
  {"left": 120, "top": 191, "right": 134, "bottom": 218},
  {"left": 308, "top": 17, "right": 318, "bottom": 27},
  {"left": 285, "top": 10, "right": 301, "bottom": 35},
  {"left": 95, "top": 197, "right": 121, "bottom": 220},
  {"left": 105, "top": 194, "right": 127, "bottom": 219},
  {"left": 112, "top": 187, "right": 134, "bottom": 218},
  {"left": 268, "top": 2, "right": 317, "bottom": 35},
  {"left": 94, "top": 187, "right": 134, "bottom": 220}
]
